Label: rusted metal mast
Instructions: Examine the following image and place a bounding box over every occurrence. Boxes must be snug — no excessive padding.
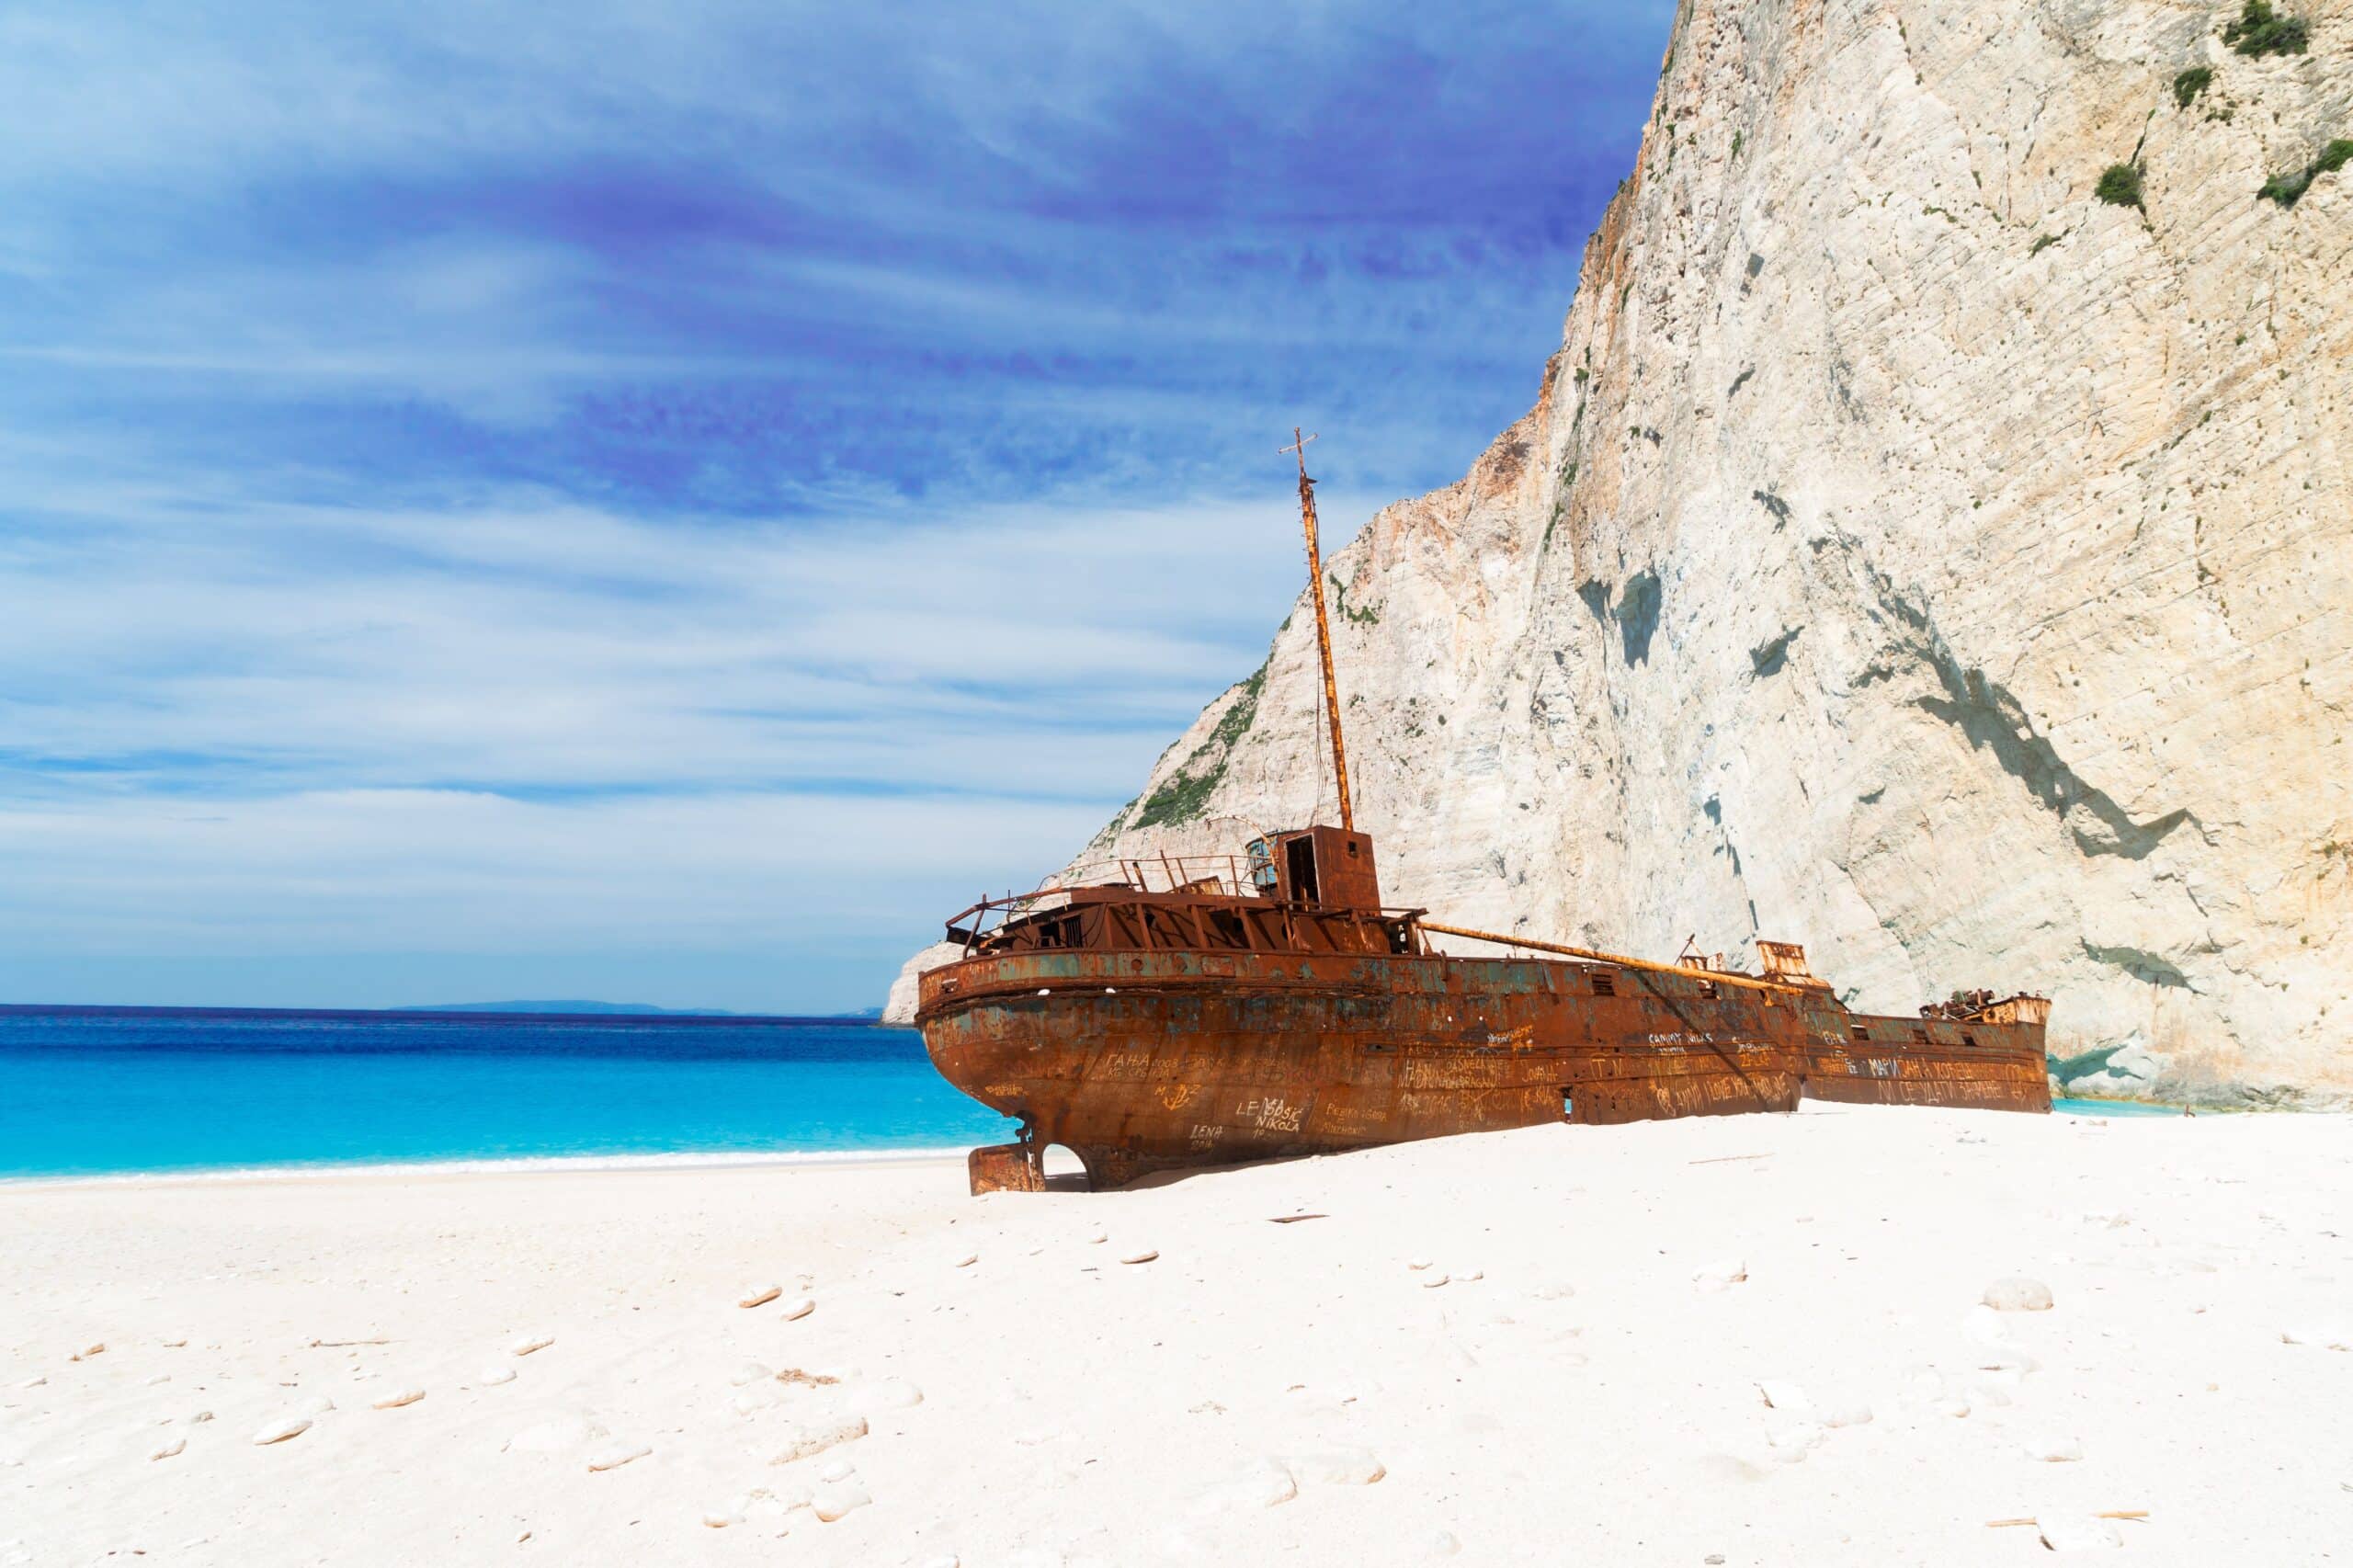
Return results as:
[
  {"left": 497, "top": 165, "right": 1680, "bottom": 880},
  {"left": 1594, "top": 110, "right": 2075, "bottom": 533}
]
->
[{"left": 1283, "top": 427, "right": 1353, "bottom": 832}]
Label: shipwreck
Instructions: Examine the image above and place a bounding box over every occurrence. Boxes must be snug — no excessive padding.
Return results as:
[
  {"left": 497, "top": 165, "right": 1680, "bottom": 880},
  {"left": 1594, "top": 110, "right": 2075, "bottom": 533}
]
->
[{"left": 917, "top": 434, "right": 2051, "bottom": 1193}]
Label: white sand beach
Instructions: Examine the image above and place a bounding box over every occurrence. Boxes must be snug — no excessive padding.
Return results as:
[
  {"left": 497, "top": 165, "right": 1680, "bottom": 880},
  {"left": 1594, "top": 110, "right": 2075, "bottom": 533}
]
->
[{"left": 4, "top": 1106, "right": 2348, "bottom": 1566}]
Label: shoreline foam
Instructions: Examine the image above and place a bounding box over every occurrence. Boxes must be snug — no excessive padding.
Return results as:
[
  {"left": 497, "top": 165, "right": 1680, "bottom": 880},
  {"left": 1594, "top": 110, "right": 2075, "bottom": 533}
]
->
[{"left": 0, "top": 1143, "right": 976, "bottom": 1191}]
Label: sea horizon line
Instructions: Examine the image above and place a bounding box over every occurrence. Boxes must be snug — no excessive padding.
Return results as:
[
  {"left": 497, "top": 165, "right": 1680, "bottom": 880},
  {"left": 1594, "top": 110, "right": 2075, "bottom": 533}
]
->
[{"left": 0, "top": 1002, "right": 894, "bottom": 1028}]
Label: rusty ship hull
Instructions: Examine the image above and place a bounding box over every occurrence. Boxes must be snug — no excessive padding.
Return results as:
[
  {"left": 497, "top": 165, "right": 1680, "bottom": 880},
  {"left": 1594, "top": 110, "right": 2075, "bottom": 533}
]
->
[{"left": 918, "top": 939, "right": 2049, "bottom": 1193}]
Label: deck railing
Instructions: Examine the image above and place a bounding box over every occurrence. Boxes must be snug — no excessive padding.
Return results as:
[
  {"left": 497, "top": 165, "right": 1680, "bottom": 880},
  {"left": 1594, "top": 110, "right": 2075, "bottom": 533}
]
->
[
  {"left": 1074, "top": 853, "right": 1255, "bottom": 897},
  {"left": 940, "top": 855, "right": 1254, "bottom": 948}
]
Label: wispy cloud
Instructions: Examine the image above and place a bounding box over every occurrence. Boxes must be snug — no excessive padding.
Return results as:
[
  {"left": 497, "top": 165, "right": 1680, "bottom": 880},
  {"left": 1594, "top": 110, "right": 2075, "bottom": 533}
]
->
[
  {"left": 4, "top": 481, "right": 1381, "bottom": 801},
  {"left": 0, "top": 0, "right": 1672, "bottom": 1007},
  {"left": 0, "top": 476, "right": 1389, "bottom": 1006}
]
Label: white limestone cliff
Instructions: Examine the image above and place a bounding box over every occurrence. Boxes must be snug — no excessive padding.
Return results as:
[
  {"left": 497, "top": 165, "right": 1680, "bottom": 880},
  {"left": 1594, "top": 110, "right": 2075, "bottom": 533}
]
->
[
  {"left": 1064, "top": 0, "right": 2353, "bottom": 1106},
  {"left": 882, "top": 941, "right": 961, "bottom": 1028}
]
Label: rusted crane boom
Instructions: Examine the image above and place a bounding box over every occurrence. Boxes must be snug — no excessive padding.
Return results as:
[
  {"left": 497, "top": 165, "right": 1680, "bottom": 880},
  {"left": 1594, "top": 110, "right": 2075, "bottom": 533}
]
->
[{"left": 1417, "top": 920, "right": 1804, "bottom": 994}]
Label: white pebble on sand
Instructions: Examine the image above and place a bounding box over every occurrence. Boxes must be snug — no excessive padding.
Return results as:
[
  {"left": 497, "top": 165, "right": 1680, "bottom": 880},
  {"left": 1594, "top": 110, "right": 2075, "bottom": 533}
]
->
[
  {"left": 584, "top": 1440, "right": 650, "bottom": 1472},
  {"left": 150, "top": 1437, "right": 186, "bottom": 1461},
  {"left": 846, "top": 1378, "right": 924, "bottom": 1413},
  {"left": 1191, "top": 1458, "right": 1298, "bottom": 1514},
  {"left": 769, "top": 1414, "right": 868, "bottom": 1464},
  {"left": 294, "top": 1395, "right": 335, "bottom": 1419},
  {"left": 250, "top": 1415, "right": 311, "bottom": 1446},
  {"left": 817, "top": 1457, "right": 855, "bottom": 1483},
  {"left": 1420, "top": 1272, "right": 1451, "bottom": 1289},
  {"left": 732, "top": 1382, "right": 788, "bottom": 1414},
  {"left": 699, "top": 1508, "right": 741, "bottom": 1529},
  {"left": 811, "top": 1477, "right": 872, "bottom": 1521},
  {"left": 70, "top": 1342, "right": 105, "bottom": 1361},
  {"left": 729, "top": 1361, "right": 775, "bottom": 1387},
  {"left": 2021, "top": 1434, "right": 2085, "bottom": 1461},
  {"left": 1964, "top": 1304, "right": 2014, "bottom": 1346},
  {"left": 477, "top": 1367, "right": 517, "bottom": 1387},
  {"left": 369, "top": 1386, "right": 425, "bottom": 1410},
  {"left": 161, "top": 1338, "right": 187, "bottom": 1349},
  {"left": 1819, "top": 1400, "right": 1874, "bottom": 1428},
  {"left": 1693, "top": 1259, "right": 1747, "bottom": 1291},
  {"left": 1407, "top": 1258, "right": 1433, "bottom": 1271},
  {"left": 508, "top": 1334, "right": 555, "bottom": 1357},
  {"left": 949, "top": 1251, "right": 979, "bottom": 1268},
  {"left": 1425, "top": 1530, "right": 1462, "bottom": 1557},
  {"left": 1984, "top": 1277, "right": 2054, "bottom": 1312},
  {"left": 737, "top": 1285, "right": 781, "bottom": 1309},
  {"left": 1756, "top": 1381, "right": 1812, "bottom": 1415},
  {"left": 1120, "top": 1248, "right": 1160, "bottom": 1265},
  {"left": 780, "top": 1298, "right": 816, "bottom": 1322}
]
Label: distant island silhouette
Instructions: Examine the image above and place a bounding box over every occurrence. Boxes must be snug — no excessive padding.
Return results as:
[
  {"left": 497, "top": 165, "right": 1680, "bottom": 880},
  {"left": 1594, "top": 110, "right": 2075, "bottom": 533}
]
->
[
  {"left": 0, "top": 1001, "right": 889, "bottom": 1022},
  {"left": 413, "top": 1000, "right": 734, "bottom": 1017},
  {"left": 414, "top": 1001, "right": 887, "bottom": 1019}
]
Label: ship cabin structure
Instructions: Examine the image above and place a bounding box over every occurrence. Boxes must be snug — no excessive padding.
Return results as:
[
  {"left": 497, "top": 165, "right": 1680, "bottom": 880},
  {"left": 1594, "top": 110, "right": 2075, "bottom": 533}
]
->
[{"left": 947, "top": 826, "right": 1414, "bottom": 964}]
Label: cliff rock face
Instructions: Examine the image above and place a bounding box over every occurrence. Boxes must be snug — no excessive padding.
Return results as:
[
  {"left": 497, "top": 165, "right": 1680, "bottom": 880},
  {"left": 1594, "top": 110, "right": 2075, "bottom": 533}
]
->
[
  {"left": 1075, "top": 0, "right": 2353, "bottom": 1106},
  {"left": 882, "top": 942, "right": 961, "bottom": 1027}
]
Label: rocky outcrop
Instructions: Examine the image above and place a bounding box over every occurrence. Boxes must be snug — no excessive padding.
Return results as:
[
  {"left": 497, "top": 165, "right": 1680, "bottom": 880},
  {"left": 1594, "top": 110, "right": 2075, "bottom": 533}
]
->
[
  {"left": 881, "top": 942, "right": 962, "bottom": 1027},
  {"left": 1073, "top": 0, "right": 2353, "bottom": 1107}
]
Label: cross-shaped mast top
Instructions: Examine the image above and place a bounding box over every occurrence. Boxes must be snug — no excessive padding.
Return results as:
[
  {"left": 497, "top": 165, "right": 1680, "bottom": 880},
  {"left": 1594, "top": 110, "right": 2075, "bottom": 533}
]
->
[{"left": 1279, "top": 427, "right": 1318, "bottom": 473}]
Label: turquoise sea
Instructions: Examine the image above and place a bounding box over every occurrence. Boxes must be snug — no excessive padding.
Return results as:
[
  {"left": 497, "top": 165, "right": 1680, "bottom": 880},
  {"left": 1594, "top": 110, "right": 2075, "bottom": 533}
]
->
[
  {"left": 2051, "top": 1096, "right": 2186, "bottom": 1118},
  {"left": 0, "top": 1007, "right": 1011, "bottom": 1180}
]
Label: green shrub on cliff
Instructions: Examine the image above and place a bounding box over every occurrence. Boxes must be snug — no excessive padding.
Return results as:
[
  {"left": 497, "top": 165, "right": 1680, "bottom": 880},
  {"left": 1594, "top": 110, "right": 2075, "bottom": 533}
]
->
[
  {"left": 2259, "top": 139, "right": 2353, "bottom": 207},
  {"left": 1330, "top": 575, "right": 1380, "bottom": 627},
  {"left": 2095, "top": 163, "right": 2144, "bottom": 209},
  {"left": 2222, "top": 0, "right": 2308, "bottom": 56},
  {"left": 1131, "top": 661, "right": 1266, "bottom": 828},
  {"left": 2173, "top": 67, "right": 2212, "bottom": 108}
]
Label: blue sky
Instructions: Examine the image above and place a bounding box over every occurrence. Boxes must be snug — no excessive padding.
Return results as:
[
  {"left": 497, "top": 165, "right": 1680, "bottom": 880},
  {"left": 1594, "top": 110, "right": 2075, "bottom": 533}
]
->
[{"left": 0, "top": 0, "right": 1675, "bottom": 1012}]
